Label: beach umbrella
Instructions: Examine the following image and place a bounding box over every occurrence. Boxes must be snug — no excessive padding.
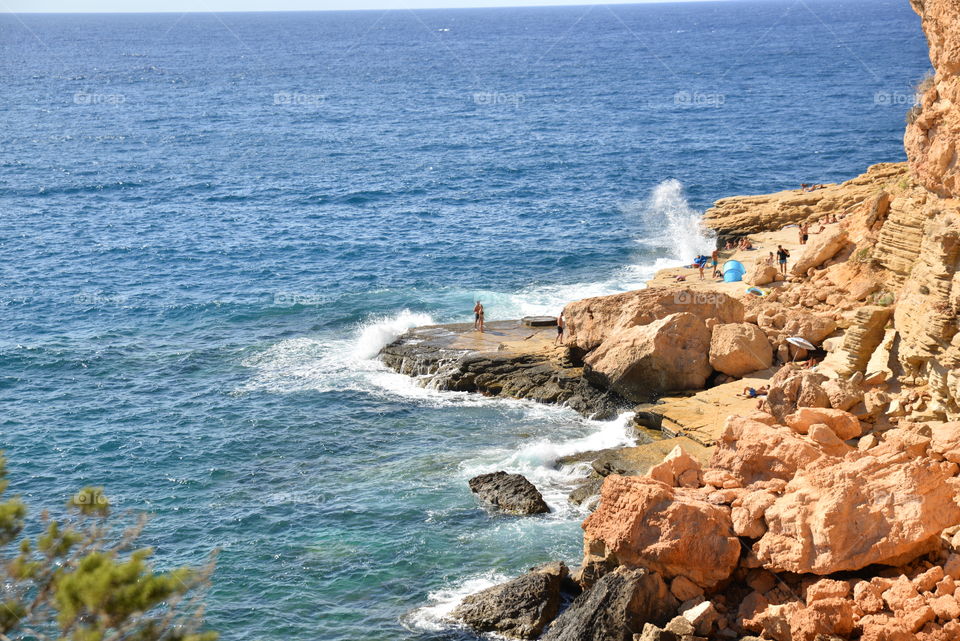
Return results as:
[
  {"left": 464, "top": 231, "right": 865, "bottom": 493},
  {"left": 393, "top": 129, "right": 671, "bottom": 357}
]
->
[
  {"left": 786, "top": 336, "right": 816, "bottom": 362},
  {"left": 786, "top": 336, "right": 816, "bottom": 351}
]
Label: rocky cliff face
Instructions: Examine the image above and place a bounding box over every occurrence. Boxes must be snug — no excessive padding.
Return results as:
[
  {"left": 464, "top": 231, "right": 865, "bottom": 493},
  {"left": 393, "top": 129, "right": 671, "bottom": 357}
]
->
[{"left": 905, "top": 0, "right": 960, "bottom": 198}]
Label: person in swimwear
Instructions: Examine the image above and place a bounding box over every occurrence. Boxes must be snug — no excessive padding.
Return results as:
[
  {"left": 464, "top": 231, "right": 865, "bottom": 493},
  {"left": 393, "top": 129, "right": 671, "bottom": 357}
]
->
[
  {"left": 555, "top": 312, "right": 565, "bottom": 345},
  {"left": 474, "top": 301, "right": 485, "bottom": 332}
]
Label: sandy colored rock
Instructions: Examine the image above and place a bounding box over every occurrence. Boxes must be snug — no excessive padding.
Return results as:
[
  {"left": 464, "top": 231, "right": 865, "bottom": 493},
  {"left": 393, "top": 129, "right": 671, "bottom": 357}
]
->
[
  {"left": 930, "top": 422, "right": 960, "bottom": 463},
  {"left": 669, "top": 575, "right": 703, "bottom": 603},
  {"left": 790, "top": 226, "right": 848, "bottom": 276},
  {"left": 904, "top": 0, "right": 960, "bottom": 198},
  {"left": 584, "top": 313, "right": 712, "bottom": 400},
  {"left": 784, "top": 407, "right": 862, "bottom": 440},
  {"left": 753, "top": 451, "right": 960, "bottom": 574},
  {"left": 762, "top": 366, "right": 831, "bottom": 421},
  {"left": 756, "top": 306, "right": 837, "bottom": 348},
  {"left": 854, "top": 580, "right": 886, "bottom": 614},
  {"left": 821, "top": 374, "right": 865, "bottom": 411},
  {"left": 744, "top": 263, "right": 779, "bottom": 286},
  {"left": 805, "top": 578, "right": 850, "bottom": 604},
  {"left": 647, "top": 445, "right": 702, "bottom": 489},
  {"left": 563, "top": 288, "right": 743, "bottom": 354},
  {"left": 788, "top": 598, "right": 855, "bottom": 641},
  {"left": 731, "top": 489, "right": 776, "bottom": 539},
  {"left": 702, "top": 163, "right": 908, "bottom": 234},
  {"left": 709, "top": 323, "right": 773, "bottom": 377},
  {"left": 581, "top": 475, "right": 740, "bottom": 589},
  {"left": 828, "top": 306, "right": 893, "bottom": 376},
  {"left": 710, "top": 416, "right": 825, "bottom": 486}
]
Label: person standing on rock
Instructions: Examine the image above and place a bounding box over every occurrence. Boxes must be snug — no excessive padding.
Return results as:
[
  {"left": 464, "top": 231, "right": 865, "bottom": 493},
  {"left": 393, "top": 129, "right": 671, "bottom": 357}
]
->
[
  {"left": 555, "top": 312, "right": 565, "bottom": 345},
  {"left": 711, "top": 249, "right": 720, "bottom": 278},
  {"left": 474, "top": 301, "right": 485, "bottom": 333},
  {"left": 776, "top": 245, "right": 790, "bottom": 277}
]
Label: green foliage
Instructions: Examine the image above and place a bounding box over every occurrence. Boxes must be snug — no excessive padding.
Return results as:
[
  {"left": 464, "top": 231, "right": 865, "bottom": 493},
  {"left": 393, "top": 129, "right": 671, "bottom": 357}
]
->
[{"left": 0, "top": 454, "right": 217, "bottom": 641}]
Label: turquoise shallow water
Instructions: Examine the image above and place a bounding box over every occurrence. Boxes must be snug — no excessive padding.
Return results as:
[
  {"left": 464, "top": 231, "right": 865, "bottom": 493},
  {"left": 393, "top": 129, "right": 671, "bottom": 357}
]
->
[{"left": 1, "top": 1, "right": 930, "bottom": 639}]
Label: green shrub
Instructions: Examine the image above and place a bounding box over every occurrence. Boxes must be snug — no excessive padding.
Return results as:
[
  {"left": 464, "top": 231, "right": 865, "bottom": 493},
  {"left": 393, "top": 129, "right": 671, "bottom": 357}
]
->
[{"left": 0, "top": 455, "right": 217, "bottom": 641}]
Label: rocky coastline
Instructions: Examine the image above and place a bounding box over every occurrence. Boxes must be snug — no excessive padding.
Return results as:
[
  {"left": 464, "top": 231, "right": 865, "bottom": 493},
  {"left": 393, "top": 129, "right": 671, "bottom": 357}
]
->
[{"left": 380, "top": 1, "right": 960, "bottom": 639}]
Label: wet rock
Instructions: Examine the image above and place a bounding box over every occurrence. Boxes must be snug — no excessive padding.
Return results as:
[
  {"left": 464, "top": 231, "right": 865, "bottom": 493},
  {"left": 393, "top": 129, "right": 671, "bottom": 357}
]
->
[
  {"left": 451, "top": 562, "right": 570, "bottom": 639},
  {"left": 468, "top": 471, "right": 550, "bottom": 515},
  {"left": 541, "top": 566, "right": 677, "bottom": 641},
  {"left": 380, "top": 321, "right": 626, "bottom": 419},
  {"left": 568, "top": 475, "right": 604, "bottom": 508}
]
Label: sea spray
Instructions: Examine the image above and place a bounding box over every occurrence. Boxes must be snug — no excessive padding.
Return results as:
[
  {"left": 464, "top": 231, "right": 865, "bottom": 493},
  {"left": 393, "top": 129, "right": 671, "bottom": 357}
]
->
[
  {"left": 353, "top": 310, "right": 434, "bottom": 359},
  {"left": 644, "top": 179, "right": 717, "bottom": 262},
  {"left": 237, "top": 309, "right": 433, "bottom": 395}
]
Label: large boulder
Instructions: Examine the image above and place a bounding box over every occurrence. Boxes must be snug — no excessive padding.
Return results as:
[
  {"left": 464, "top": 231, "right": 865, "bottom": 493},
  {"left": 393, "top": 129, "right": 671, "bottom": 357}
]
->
[
  {"left": 790, "top": 226, "right": 848, "bottom": 276},
  {"left": 468, "top": 471, "right": 550, "bottom": 515},
  {"left": 583, "top": 313, "right": 712, "bottom": 401},
  {"left": 744, "top": 263, "right": 780, "bottom": 286},
  {"left": 581, "top": 475, "right": 740, "bottom": 589},
  {"left": 709, "top": 323, "right": 774, "bottom": 377},
  {"left": 540, "top": 566, "right": 677, "bottom": 641},
  {"left": 451, "top": 562, "right": 570, "bottom": 639},
  {"left": 784, "top": 407, "right": 863, "bottom": 440},
  {"left": 762, "top": 365, "right": 831, "bottom": 421},
  {"left": 754, "top": 441, "right": 960, "bottom": 574},
  {"left": 563, "top": 288, "right": 743, "bottom": 354}
]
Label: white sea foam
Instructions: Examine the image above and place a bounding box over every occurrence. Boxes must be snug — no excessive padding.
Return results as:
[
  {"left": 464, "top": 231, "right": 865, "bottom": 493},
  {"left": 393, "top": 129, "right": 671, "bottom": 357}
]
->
[
  {"left": 645, "top": 178, "right": 717, "bottom": 263},
  {"left": 459, "top": 411, "right": 636, "bottom": 519},
  {"left": 465, "top": 180, "right": 715, "bottom": 319},
  {"left": 236, "top": 309, "right": 434, "bottom": 396},
  {"left": 402, "top": 570, "right": 511, "bottom": 632}
]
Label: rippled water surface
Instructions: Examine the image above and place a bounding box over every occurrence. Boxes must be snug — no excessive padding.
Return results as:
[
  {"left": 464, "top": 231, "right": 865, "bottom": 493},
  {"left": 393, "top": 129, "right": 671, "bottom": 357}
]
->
[{"left": 1, "top": 1, "right": 929, "bottom": 639}]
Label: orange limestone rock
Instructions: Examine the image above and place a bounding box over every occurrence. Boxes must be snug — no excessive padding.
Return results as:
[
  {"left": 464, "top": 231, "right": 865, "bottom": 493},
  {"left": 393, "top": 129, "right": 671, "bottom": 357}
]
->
[
  {"left": 905, "top": 0, "right": 960, "bottom": 198},
  {"left": 580, "top": 475, "right": 740, "bottom": 590}
]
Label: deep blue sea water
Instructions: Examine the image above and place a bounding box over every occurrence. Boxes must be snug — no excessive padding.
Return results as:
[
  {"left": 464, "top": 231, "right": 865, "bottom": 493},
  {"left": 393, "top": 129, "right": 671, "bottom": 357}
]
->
[{"left": 1, "top": 1, "right": 929, "bottom": 639}]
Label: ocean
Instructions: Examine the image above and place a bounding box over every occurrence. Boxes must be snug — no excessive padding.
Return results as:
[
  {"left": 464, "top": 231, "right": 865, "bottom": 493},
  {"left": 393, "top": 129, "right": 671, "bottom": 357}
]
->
[{"left": 0, "top": 1, "right": 929, "bottom": 639}]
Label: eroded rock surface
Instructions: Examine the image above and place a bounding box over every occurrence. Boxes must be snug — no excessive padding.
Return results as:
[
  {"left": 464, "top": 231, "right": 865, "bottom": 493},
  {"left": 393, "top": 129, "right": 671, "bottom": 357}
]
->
[
  {"left": 451, "top": 562, "right": 570, "bottom": 639},
  {"left": 540, "top": 566, "right": 677, "bottom": 641},
  {"left": 468, "top": 471, "right": 550, "bottom": 515}
]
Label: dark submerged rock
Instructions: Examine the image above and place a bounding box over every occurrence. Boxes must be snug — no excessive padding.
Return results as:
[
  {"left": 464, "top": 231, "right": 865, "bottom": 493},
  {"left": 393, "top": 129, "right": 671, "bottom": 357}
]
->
[
  {"left": 468, "top": 471, "right": 550, "bottom": 515},
  {"left": 451, "top": 561, "right": 571, "bottom": 639}
]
